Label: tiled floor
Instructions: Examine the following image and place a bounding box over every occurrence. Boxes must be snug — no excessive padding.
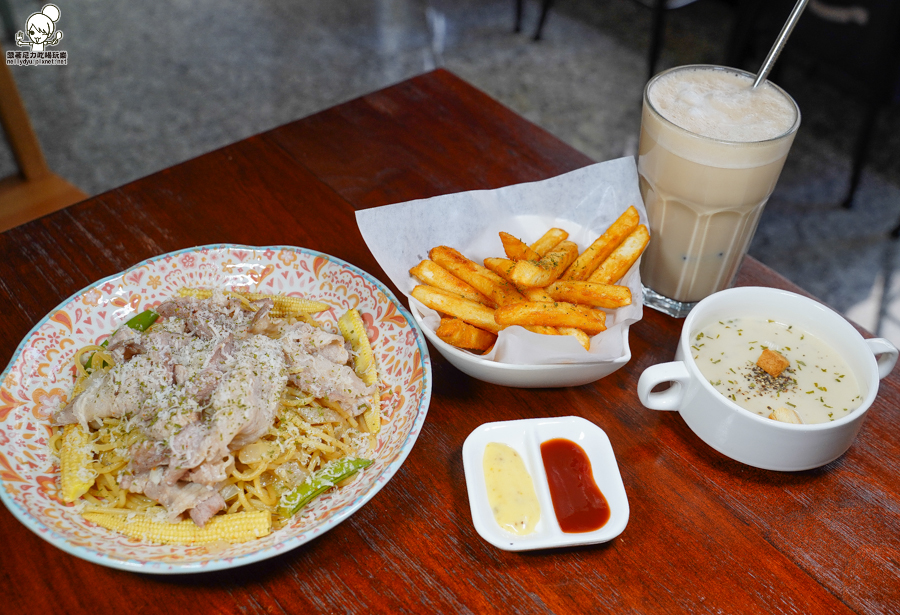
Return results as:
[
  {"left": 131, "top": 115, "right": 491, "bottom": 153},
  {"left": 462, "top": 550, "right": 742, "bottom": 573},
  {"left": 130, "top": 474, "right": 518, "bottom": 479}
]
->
[{"left": 4, "top": 0, "right": 900, "bottom": 343}]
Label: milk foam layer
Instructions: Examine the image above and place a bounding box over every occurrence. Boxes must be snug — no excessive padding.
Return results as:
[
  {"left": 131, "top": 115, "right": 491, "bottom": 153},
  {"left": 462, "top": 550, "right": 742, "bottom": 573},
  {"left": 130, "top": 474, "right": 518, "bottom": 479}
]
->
[{"left": 648, "top": 67, "right": 797, "bottom": 143}]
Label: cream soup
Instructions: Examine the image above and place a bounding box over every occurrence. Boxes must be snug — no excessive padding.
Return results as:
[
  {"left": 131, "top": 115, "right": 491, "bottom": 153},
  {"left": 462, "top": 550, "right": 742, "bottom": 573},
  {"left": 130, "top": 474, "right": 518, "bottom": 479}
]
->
[{"left": 693, "top": 318, "right": 862, "bottom": 424}]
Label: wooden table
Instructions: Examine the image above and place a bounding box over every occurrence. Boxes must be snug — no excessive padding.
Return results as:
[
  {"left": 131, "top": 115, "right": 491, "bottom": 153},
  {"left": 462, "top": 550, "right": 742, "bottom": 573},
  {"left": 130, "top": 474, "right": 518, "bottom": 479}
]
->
[{"left": 1, "top": 69, "right": 898, "bottom": 615}]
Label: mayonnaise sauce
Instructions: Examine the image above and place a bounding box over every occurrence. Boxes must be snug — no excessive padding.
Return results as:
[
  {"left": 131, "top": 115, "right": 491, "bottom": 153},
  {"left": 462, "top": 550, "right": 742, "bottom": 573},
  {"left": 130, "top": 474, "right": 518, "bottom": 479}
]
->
[{"left": 482, "top": 442, "right": 541, "bottom": 535}]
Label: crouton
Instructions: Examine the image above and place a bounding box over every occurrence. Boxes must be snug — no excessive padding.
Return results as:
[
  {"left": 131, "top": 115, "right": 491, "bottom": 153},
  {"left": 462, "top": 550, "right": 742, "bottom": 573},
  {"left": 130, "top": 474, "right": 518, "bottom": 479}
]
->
[
  {"left": 769, "top": 406, "right": 802, "bottom": 424},
  {"left": 757, "top": 348, "right": 789, "bottom": 378}
]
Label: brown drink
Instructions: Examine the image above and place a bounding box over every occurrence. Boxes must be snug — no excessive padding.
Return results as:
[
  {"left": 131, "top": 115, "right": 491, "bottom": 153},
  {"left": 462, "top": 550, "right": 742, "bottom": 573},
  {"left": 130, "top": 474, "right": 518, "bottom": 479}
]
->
[{"left": 638, "top": 65, "right": 800, "bottom": 317}]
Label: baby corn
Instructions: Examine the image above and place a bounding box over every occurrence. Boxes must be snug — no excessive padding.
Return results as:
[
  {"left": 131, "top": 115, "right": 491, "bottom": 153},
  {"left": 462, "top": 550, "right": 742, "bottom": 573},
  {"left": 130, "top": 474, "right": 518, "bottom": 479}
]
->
[
  {"left": 60, "top": 424, "right": 96, "bottom": 503},
  {"left": 338, "top": 309, "right": 381, "bottom": 433},
  {"left": 177, "top": 288, "right": 329, "bottom": 317},
  {"left": 83, "top": 510, "right": 272, "bottom": 545}
]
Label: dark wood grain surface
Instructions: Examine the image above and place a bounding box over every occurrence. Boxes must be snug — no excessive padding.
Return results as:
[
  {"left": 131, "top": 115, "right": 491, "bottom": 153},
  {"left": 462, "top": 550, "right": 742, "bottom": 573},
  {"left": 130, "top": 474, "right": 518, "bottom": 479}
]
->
[{"left": 1, "top": 69, "right": 898, "bottom": 615}]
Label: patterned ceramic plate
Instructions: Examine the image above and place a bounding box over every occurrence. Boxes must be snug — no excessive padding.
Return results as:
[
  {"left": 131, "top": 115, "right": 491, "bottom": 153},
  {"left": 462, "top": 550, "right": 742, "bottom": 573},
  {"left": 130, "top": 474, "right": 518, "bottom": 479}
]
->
[{"left": 0, "top": 245, "right": 432, "bottom": 573}]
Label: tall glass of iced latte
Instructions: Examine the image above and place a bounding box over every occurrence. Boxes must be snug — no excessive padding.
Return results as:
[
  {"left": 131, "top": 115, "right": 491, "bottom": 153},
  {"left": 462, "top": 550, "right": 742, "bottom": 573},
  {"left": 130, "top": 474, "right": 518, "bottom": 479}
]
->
[{"left": 638, "top": 64, "right": 800, "bottom": 317}]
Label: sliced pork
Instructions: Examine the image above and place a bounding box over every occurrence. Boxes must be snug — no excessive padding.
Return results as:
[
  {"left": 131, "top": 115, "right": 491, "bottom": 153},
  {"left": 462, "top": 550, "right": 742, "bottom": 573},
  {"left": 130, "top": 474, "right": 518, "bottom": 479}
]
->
[
  {"left": 281, "top": 322, "right": 375, "bottom": 416},
  {"left": 54, "top": 290, "right": 369, "bottom": 525}
]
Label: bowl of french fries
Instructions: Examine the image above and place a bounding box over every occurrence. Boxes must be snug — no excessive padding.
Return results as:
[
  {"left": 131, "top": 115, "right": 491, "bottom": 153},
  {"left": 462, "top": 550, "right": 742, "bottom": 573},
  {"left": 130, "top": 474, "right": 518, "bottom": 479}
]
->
[
  {"left": 357, "top": 158, "right": 650, "bottom": 388},
  {"left": 408, "top": 205, "right": 649, "bottom": 387}
]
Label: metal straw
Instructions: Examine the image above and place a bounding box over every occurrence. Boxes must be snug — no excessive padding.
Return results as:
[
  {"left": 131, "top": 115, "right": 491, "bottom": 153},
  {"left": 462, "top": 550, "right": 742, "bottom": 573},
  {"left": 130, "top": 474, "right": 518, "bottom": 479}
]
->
[{"left": 752, "top": 0, "right": 810, "bottom": 88}]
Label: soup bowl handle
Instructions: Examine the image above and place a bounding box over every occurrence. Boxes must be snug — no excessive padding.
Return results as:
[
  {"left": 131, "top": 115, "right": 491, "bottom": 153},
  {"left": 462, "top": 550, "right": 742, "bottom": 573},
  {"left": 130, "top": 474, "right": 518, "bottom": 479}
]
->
[
  {"left": 638, "top": 361, "right": 691, "bottom": 411},
  {"left": 865, "top": 338, "right": 899, "bottom": 380}
]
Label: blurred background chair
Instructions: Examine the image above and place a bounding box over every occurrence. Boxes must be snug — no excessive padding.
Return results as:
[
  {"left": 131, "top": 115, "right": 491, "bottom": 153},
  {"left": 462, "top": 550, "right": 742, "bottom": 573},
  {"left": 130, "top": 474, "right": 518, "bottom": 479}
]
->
[
  {"left": 0, "top": 46, "right": 87, "bottom": 233},
  {"left": 514, "top": 0, "right": 703, "bottom": 80},
  {"left": 727, "top": 0, "right": 900, "bottom": 216},
  {"left": 0, "top": 0, "right": 15, "bottom": 42}
]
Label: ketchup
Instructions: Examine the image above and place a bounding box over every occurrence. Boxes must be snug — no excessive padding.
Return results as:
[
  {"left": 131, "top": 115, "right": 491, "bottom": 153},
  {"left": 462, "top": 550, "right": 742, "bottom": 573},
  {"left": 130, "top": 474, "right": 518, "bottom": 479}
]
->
[{"left": 540, "top": 438, "right": 610, "bottom": 533}]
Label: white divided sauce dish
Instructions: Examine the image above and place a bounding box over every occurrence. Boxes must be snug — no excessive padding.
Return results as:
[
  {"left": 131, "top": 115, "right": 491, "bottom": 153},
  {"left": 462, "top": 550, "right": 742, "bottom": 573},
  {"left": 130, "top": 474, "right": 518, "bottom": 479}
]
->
[{"left": 462, "top": 416, "right": 629, "bottom": 551}]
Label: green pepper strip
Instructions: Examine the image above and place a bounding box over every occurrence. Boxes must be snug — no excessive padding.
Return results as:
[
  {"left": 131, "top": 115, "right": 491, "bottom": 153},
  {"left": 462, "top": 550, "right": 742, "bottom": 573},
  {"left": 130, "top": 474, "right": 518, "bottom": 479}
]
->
[
  {"left": 85, "top": 309, "right": 159, "bottom": 369},
  {"left": 278, "top": 457, "right": 373, "bottom": 518}
]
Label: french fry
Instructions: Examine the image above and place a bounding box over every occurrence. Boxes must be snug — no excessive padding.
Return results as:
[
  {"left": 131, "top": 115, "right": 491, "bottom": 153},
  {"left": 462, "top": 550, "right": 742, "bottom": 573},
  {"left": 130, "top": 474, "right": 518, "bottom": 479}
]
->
[
  {"left": 469, "top": 271, "right": 561, "bottom": 334},
  {"left": 494, "top": 301, "right": 607, "bottom": 335},
  {"left": 430, "top": 246, "right": 525, "bottom": 306},
  {"left": 521, "top": 323, "right": 589, "bottom": 345},
  {"left": 518, "top": 323, "right": 589, "bottom": 347},
  {"left": 508, "top": 261, "right": 547, "bottom": 288},
  {"left": 545, "top": 280, "right": 632, "bottom": 309},
  {"left": 436, "top": 318, "right": 497, "bottom": 351},
  {"left": 588, "top": 225, "right": 650, "bottom": 285},
  {"left": 411, "top": 285, "right": 502, "bottom": 334},
  {"left": 499, "top": 232, "right": 541, "bottom": 261},
  {"left": 530, "top": 228, "right": 569, "bottom": 257},
  {"left": 509, "top": 240, "right": 579, "bottom": 288},
  {"left": 482, "top": 257, "right": 544, "bottom": 297},
  {"left": 523, "top": 287, "right": 555, "bottom": 302},
  {"left": 483, "top": 257, "right": 518, "bottom": 284},
  {"left": 409, "top": 259, "right": 496, "bottom": 307},
  {"left": 558, "top": 327, "right": 591, "bottom": 350},
  {"left": 562, "top": 205, "right": 640, "bottom": 281},
  {"left": 482, "top": 259, "right": 592, "bottom": 341},
  {"left": 522, "top": 325, "right": 559, "bottom": 335}
]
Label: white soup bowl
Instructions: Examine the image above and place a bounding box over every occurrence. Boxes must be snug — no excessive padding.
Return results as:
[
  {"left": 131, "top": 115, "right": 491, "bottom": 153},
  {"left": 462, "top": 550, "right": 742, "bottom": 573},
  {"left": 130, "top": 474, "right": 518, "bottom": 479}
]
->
[{"left": 637, "top": 287, "right": 898, "bottom": 471}]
